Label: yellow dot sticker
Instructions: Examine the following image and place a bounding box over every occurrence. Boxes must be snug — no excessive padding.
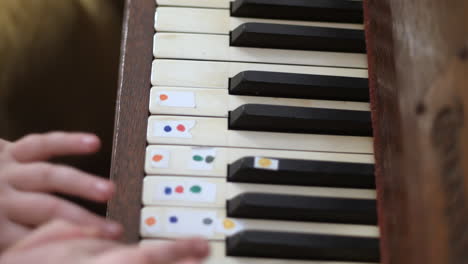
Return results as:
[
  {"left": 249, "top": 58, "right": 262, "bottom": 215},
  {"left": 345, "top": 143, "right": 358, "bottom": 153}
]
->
[
  {"left": 258, "top": 158, "right": 272, "bottom": 168},
  {"left": 254, "top": 157, "right": 279, "bottom": 170},
  {"left": 223, "top": 219, "right": 236, "bottom": 230}
]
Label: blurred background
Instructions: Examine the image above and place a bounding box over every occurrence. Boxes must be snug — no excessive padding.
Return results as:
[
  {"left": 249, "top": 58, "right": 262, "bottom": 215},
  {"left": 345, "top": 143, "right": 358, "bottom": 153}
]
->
[{"left": 0, "top": 0, "right": 126, "bottom": 215}]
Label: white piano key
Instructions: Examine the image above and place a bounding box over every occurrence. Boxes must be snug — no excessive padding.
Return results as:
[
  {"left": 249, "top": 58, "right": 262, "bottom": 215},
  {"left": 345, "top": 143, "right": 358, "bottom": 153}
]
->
[
  {"left": 142, "top": 176, "right": 376, "bottom": 207},
  {"left": 140, "top": 206, "right": 379, "bottom": 239},
  {"left": 156, "top": 0, "right": 230, "bottom": 8},
  {"left": 150, "top": 87, "right": 370, "bottom": 116},
  {"left": 147, "top": 116, "right": 373, "bottom": 154},
  {"left": 155, "top": 7, "right": 363, "bottom": 35},
  {"left": 145, "top": 145, "right": 374, "bottom": 177},
  {"left": 141, "top": 240, "right": 379, "bottom": 264},
  {"left": 153, "top": 33, "right": 367, "bottom": 68},
  {"left": 156, "top": 0, "right": 364, "bottom": 9},
  {"left": 151, "top": 59, "right": 368, "bottom": 88}
]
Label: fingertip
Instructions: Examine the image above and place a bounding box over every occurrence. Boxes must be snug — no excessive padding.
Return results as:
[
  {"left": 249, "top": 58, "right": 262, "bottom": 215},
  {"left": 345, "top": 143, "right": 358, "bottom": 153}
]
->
[
  {"left": 191, "top": 238, "right": 210, "bottom": 258},
  {"left": 94, "top": 180, "right": 115, "bottom": 201},
  {"left": 80, "top": 134, "right": 101, "bottom": 152},
  {"left": 176, "top": 237, "right": 210, "bottom": 259},
  {"left": 102, "top": 221, "right": 123, "bottom": 240}
]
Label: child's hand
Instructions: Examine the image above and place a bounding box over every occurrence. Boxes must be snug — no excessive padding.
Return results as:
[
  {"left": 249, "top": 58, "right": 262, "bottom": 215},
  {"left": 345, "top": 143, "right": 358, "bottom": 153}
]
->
[
  {"left": 0, "top": 132, "right": 121, "bottom": 251},
  {"left": 0, "top": 220, "right": 210, "bottom": 264}
]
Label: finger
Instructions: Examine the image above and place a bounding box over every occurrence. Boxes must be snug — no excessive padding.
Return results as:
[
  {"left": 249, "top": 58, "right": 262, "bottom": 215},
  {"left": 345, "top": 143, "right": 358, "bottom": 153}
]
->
[
  {"left": 9, "top": 132, "right": 101, "bottom": 162},
  {"left": 8, "top": 220, "right": 102, "bottom": 251},
  {"left": 92, "top": 247, "right": 202, "bottom": 264},
  {"left": 175, "top": 259, "right": 204, "bottom": 264},
  {"left": 139, "top": 238, "right": 210, "bottom": 264},
  {"left": 0, "top": 138, "right": 9, "bottom": 149},
  {"left": 0, "top": 217, "right": 29, "bottom": 251},
  {"left": 5, "top": 191, "right": 122, "bottom": 239},
  {"left": 7, "top": 162, "right": 114, "bottom": 202}
]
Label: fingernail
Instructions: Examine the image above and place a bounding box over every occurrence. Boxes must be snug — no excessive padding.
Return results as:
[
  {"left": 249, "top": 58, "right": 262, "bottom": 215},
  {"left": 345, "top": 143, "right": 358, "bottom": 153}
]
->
[
  {"left": 104, "top": 222, "right": 122, "bottom": 238},
  {"left": 95, "top": 182, "right": 111, "bottom": 193},
  {"left": 81, "top": 135, "right": 97, "bottom": 145}
]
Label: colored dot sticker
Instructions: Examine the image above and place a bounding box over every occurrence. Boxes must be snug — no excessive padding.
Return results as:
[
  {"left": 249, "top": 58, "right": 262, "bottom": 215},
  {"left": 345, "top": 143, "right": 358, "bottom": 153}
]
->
[
  {"left": 176, "top": 124, "right": 186, "bottom": 132},
  {"left": 190, "top": 185, "right": 202, "bottom": 194},
  {"left": 205, "top": 155, "right": 215, "bottom": 163},
  {"left": 223, "top": 219, "right": 236, "bottom": 230},
  {"left": 169, "top": 216, "right": 178, "bottom": 223},
  {"left": 164, "top": 125, "right": 172, "bottom": 132},
  {"left": 145, "top": 217, "right": 157, "bottom": 227},
  {"left": 159, "top": 94, "right": 168, "bottom": 101},
  {"left": 193, "top": 155, "right": 203, "bottom": 162},
  {"left": 203, "top": 218, "right": 213, "bottom": 225},
  {"left": 175, "top": 186, "right": 184, "bottom": 194},
  {"left": 152, "top": 154, "right": 163, "bottom": 162},
  {"left": 258, "top": 158, "right": 272, "bottom": 168},
  {"left": 164, "top": 187, "right": 172, "bottom": 195}
]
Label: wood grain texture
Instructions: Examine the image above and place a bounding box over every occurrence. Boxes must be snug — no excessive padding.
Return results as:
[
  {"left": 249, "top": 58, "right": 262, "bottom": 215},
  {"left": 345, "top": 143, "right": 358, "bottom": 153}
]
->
[
  {"left": 365, "top": 0, "right": 468, "bottom": 263},
  {"left": 107, "top": 0, "right": 155, "bottom": 243}
]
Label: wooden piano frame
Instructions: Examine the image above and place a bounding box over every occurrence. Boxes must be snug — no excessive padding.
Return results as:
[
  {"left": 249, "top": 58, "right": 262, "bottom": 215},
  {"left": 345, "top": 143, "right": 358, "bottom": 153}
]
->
[{"left": 108, "top": 0, "right": 468, "bottom": 263}]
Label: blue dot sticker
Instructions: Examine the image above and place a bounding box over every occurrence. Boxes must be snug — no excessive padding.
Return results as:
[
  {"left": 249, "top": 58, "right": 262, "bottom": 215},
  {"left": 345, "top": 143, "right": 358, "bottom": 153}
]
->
[
  {"left": 164, "top": 125, "right": 172, "bottom": 132},
  {"left": 169, "top": 216, "right": 178, "bottom": 223},
  {"left": 164, "top": 187, "right": 172, "bottom": 195}
]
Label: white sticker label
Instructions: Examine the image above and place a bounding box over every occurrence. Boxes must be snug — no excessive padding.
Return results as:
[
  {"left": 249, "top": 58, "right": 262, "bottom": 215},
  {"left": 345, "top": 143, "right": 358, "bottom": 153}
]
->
[
  {"left": 165, "top": 209, "right": 216, "bottom": 237},
  {"left": 254, "top": 157, "right": 279, "bottom": 171},
  {"left": 155, "top": 91, "right": 196, "bottom": 108},
  {"left": 189, "top": 148, "right": 216, "bottom": 171},
  {"left": 153, "top": 120, "right": 196, "bottom": 138},
  {"left": 150, "top": 149, "right": 170, "bottom": 168},
  {"left": 153, "top": 180, "right": 217, "bottom": 203},
  {"left": 185, "top": 180, "right": 217, "bottom": 202}
]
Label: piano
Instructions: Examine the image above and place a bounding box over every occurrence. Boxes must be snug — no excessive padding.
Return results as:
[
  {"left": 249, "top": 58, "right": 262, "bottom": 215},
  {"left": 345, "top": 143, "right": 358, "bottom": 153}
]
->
[{"left": 108, "top": 0, "right": 468, "bottom": 264}]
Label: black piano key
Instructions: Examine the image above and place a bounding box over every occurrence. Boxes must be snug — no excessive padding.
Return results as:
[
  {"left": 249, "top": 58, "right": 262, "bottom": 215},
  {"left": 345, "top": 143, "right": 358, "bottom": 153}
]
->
[
  {"left": 227, "top": 193, "right": 377, "bottom": 225},
  {"left": 230, "top": 23, "right": 366, "bottom": 53},
  {"left": 227, "top": 231, "right": 380, "bottom": 262},
  {"left": 231, "top": 0, "right": 364, "bottom": 24},
  {"left": 229, "top": 71, "right": 370, "bottom": 102},
  {"left": 228, "top": 157, "right": 375, "bottom": 189},
  {"left": 228, "top": 104, "right": 372, "bottom": 137}
]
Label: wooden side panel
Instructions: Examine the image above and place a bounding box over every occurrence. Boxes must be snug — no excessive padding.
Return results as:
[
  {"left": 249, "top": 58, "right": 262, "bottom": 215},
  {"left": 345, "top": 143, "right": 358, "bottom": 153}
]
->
[
  {"left": 365, "top": 0, "right": 468, "bottom": 263},
  {"left": 107, "top": 0, "right": 155, "bottom": 243}
]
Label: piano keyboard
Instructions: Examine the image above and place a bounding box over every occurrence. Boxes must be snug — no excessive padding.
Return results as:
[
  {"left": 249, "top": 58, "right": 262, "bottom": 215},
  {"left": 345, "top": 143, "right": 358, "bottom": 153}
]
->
[{"left": 143, "top": 0, "right": 379, "bottom": 263}]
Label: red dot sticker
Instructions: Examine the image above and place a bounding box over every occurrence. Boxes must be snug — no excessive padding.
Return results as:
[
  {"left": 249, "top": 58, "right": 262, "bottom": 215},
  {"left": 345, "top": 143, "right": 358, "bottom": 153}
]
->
[
  {"left": 152, "top": 155, "right": 163, "bottom": 162},
  {"left": 175, "top": 186, "right": 184, "bottom": 193},
  {"left": 160, "top": 94, "right": 168, "bottom": 101},
  {"left": 176, "top": 124, "right": 186, "bottom": 132}
]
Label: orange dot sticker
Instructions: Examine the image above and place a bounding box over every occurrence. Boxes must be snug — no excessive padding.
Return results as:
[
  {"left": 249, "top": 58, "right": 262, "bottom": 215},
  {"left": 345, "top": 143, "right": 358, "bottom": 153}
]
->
[
  {"left": 223, "top": 219, "right": 236, "bottom": 230},
  {"left": 152, "top": 154, "right": 163, "bottom": 162},
  {"left": 159, "top": 94, "right": 169, "bottom": 101},
  {"left": 151, "top": 149, "right": 170, "bottom": 168},
  {"left": 145, "top": 217, "right": 157, "bottom": 227}
]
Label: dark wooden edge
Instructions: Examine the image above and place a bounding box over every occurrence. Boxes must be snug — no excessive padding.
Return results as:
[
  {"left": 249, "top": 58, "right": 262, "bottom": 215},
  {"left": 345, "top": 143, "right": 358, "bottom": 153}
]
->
[
  {"left": 365, "top": 1, "right": 468, "bottom": 263},
  {"left": 107, "top": 0, "right": 155, "bottom": 243},
  {"left": 363, "top": 1, "right": 394, "bottom": 263}
]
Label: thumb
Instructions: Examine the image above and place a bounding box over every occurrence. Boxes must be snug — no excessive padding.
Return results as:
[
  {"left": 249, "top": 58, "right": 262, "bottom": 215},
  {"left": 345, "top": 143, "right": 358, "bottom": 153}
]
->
[{"left": 8, "top": 220, "right": 102, "bottom": 251}]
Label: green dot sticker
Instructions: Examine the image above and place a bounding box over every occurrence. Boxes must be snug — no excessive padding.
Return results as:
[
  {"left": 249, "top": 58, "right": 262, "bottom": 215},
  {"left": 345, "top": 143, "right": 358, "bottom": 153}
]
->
[
  {"left": 192, "top": 155, "right": 203, "bottom": 162},
  {"left": 190, "top": 185, "right": 202, "bottom": 194},
  {"left": 205, "top": 155, "right": 215, "bottom": 163}
]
